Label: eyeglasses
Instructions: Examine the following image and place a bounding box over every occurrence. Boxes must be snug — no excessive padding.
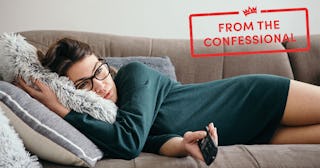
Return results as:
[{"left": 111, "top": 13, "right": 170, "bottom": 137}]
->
[{"left": 74, "top": 59, "right": 110, "bottom": 91}]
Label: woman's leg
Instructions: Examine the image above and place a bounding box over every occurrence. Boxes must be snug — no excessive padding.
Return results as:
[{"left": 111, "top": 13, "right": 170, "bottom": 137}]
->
[
  {"left": 281, "top": 80, "right": 320, "bottom": 126},
  {"left": 271, "top": 125, "right": 320, "bottom": 144},
  {"left": 271, "top": 80, "right": 320, "bottom": 144}
]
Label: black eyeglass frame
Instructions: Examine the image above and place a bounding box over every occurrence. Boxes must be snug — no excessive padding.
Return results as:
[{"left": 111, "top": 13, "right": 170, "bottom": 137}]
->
[{"left": 74, "top": 59, "right": 110, "bottom": 91}]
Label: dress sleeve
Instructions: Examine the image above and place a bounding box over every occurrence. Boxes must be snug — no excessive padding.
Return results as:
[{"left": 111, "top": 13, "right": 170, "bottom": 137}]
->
[
  {"left": 143, "top": 134, "right": 181, "bottom": 154},
  {"left": 64, "top": 62, "right": 174, "bottom": 159}
]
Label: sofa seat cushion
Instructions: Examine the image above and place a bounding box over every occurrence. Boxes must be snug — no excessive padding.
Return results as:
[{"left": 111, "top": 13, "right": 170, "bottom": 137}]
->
[{"left": 39, "top": 144, "right": 320, "bottom": 168}]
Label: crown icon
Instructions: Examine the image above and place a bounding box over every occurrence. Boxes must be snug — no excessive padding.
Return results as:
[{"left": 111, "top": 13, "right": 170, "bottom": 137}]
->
[{"left": 242, "top": 6, "right": 257, "bottom": 16}]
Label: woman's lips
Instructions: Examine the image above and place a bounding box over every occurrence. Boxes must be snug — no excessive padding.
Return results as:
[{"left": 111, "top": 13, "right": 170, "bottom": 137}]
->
[{"left": 104, "top": 91, "right": 112, "bottom": 99}]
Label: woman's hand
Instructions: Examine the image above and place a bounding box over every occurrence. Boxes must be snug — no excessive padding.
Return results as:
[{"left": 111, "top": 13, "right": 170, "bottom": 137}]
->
[
  {"left": 183, "top": 123, "right": 218, "bottom": 162},
  {"left": 159, "top": 123, "right": 218, "bottom": 162},
  {"left": 14, "top": 76, "right": 70, "bottom": 117}
]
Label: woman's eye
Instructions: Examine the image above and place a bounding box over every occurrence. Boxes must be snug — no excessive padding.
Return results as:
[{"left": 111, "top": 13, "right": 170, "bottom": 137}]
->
[
  {"left": 77, "top": 81, "right": 90, "bottom": 89},
  {"left": 96, "top": 67, "right": 103, "bottom": 74}
]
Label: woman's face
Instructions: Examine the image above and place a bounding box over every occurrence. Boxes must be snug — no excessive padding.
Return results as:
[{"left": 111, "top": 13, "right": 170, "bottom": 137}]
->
[{"left": 67, "top": 54, "right": 118, "bottom": 103}]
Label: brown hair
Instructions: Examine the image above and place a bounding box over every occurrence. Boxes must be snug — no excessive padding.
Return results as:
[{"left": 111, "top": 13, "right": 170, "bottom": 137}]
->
[{"left": 38, "top": 38, "right": 93, "bottom": 76}]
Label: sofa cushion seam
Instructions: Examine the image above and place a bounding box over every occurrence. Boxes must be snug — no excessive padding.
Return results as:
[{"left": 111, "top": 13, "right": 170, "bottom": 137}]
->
[
  {"left": 148, "top": 38, "right": 153, "bottom": 56},
  {"left": 240, "top": 145, "right": 261, "bottom": 168}
]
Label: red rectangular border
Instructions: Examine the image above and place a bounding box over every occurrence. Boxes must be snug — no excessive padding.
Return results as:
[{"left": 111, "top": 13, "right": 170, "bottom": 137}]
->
[{"left": 189, "top": 8, "right": 310, "bottom": 57}]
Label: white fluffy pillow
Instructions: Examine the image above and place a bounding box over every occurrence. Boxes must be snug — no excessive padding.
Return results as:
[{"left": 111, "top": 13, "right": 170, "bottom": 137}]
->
[
  {"left": 0, "top": 33, "right": 117, "bottom": 123},
  {"left": 0, "top": 106, "right": 41, "bottom": 168}
]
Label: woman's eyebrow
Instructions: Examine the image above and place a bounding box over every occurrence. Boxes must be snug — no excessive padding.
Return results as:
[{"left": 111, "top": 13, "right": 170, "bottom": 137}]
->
[
  {"left": 74, "top": 61, "right": 100, "bottom": 83},
  {"left": 91, "top": 61, "right": 100, "bottom": 73}
]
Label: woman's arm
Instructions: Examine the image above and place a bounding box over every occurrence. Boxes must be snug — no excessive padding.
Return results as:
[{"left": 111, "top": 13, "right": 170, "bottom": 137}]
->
[
  {"left": 159, "top": 123, "right": 218, "bottom": 161},
  {"left": 159, "top": 137, "right": 187, "bottom": 157}
]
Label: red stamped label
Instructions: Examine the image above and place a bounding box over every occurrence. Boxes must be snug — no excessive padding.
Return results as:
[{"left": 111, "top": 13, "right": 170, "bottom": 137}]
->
[{"left": 189, "top": 7, "right": 310, "bottom": 57}]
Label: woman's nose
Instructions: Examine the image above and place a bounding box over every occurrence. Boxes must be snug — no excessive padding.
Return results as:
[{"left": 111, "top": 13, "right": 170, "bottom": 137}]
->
[{"left": 92, "top": 78, "right": 105, "bottom": 93}]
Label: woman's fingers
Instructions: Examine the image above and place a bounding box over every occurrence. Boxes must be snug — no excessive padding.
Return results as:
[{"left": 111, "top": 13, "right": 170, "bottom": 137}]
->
[
  {"left": 183, "top": 131, "right": 205, "bottom": 161},
  {"left": 208, "top": 123, "right": 218, "bottom": 146},
  {"left": 214, "top": 127, "right": 218, "bottom": 146},
  {"left": 184, "top": 131, "right": 207, "bottom": 143},
  {"left": 33, "top": 78, "right": 49, "bottom": 92},
  {"left": 16, "top": 76, "right": 41, "bottom": 98}
]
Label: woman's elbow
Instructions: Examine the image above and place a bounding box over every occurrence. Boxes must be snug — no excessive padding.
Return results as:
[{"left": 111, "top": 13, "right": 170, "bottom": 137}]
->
[
  {"left": 103, "top": 146, "right": 141, "bottom": 160},
  {"left": 115, "top": 141, "right": 144, "bottom": 160},
  {"left": 122, "top": 149, "right": 140, "bottom": 160},
  {"left": 113, "top": 144, "right": 142, "bottom": 160}
]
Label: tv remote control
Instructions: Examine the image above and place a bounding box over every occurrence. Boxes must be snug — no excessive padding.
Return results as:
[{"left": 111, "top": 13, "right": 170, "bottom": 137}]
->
[{"left": 197, "top": 126, "right": 218, "bottom": 165}]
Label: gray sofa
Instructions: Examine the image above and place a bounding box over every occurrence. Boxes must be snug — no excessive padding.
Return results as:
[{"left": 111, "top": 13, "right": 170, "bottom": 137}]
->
[{"left": 14, "top": 30, "right": 320, "bottom": 167}]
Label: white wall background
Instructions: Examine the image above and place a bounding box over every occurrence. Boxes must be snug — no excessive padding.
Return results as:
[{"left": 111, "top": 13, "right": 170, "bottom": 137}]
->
[{"left": 0, "top": 0, "right": 319, "bottom": 39}]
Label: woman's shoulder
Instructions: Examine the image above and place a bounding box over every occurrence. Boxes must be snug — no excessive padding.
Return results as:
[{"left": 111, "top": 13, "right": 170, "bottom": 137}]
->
[
  {"left": 114, "top": 62, "right": 159, "bottom": 97},
  {"left": 114, "top": 62, "right": 153, "bottom": 84},
  {"left": 116, "top": 62, "right": 154, "bottom": 77},
  {"left": 120, "top": 62, "right": 147, "bottom": 71}
]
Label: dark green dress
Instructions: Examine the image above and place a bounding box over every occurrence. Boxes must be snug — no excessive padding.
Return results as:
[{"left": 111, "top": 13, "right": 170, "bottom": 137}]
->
[{"left": 64, "top": 62, "right": 290, "bottom": 159}]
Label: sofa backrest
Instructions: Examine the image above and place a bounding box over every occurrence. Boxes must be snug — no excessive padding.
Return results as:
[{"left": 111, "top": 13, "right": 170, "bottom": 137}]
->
[
  {"left": 19, "top": 30, "right": 319, "bottom": 85},
  {"left": 284, "top": 35, "right": 320, "bottom": 85}
]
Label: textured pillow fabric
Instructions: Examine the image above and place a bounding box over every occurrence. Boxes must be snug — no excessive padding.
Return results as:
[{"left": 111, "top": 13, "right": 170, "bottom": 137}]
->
[
  {"left": 106, "top": 56, "right": 177, "bottom": 81},
  {"left": 0, "top": 106, "right": 41, "bottom": 168},
  {"left": 0, "top": 81, "right": 103, "bottom": 167}
]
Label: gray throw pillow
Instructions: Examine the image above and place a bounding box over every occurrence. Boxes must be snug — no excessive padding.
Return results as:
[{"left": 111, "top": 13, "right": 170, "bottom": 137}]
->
[
  {"left": 106, "top": 56, "right": 177, "bottom": 81},
  {"left": 0, "top": 81, "right": 103, "bottom": 167}
]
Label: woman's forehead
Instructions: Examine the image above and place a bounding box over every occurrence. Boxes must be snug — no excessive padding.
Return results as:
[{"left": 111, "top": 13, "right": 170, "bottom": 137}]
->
[{"left": 67, "top": 54, "right": 99, "bottom": 82}]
